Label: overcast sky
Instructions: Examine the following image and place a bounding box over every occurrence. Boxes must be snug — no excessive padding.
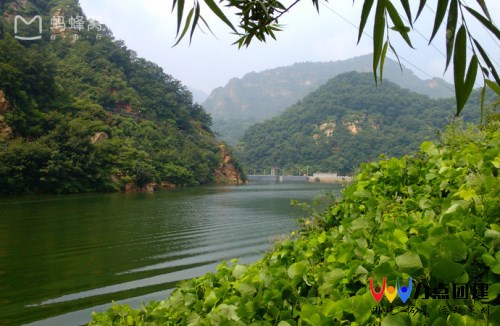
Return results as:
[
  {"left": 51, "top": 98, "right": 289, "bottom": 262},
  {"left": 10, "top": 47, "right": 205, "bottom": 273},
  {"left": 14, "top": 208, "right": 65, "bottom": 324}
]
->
[{"left": 78, "top": 0, "right": 500, "bottom": 94}]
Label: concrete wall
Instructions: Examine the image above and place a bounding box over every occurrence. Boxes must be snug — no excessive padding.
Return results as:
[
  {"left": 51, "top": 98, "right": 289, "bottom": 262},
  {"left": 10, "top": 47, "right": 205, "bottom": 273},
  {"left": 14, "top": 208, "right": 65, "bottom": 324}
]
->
[
  {"left": 247, "top": 175, "right": 279, "bottom": 182},
  {"left": 247, "top": 175, "right": 309, "bottom": 182}
]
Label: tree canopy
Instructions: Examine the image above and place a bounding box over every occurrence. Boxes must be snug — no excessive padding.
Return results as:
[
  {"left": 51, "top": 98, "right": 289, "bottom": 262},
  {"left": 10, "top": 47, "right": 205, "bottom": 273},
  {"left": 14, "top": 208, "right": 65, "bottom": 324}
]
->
[{"left": 172, "top": 0, "right": 500, "bottom": 117}]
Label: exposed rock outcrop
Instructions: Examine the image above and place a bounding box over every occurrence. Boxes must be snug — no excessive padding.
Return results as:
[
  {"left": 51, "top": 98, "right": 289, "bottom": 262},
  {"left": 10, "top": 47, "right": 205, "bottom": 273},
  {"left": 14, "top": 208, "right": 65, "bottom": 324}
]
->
[
  {"left": 90, "top": 131, "right": 108, "bottom": 144},
  {"left": 0, "top": 115, "right": 13, "bottom": 139},
  {"left": 0, "top": 90, "right": 10, "bottom": 114},
  {"left": 0, "top": 91, "right": 12, "bottom": 139},
  {"left": 124, "top": 182, "right": 156, "bottom": 193},
  {"left": 214, "top": 144, "right": 245, "bottom": 184}
]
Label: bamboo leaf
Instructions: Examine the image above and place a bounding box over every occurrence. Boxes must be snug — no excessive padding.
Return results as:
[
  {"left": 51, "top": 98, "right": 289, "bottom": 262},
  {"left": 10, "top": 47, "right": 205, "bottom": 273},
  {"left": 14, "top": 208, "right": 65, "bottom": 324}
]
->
[
  {"left": 445, "top": 0, "right": 458, "bottom": 71},
  {"left": 429, "top": 0, "right": 450, "bottom": 44},
  {"left": 199, "top": 15, "right": 216, "bottom": 38},
  {"left": 358, "top": 0, "right": 375, "bottom": 44},
  {"left": 389, "top": 42, "right": 403, "bottom": 71},
  {"left": 176, "top": 0, "right": 185, "bottom": 36},
  {"left": 399, "top": 0, "right": 412, "bottom": 27},
  {"left": 460, "top": 54, "right": 478, "bottom": 116},
  {"left": 386, "top": 0, "right": 413, "bottom": 48},
  {"left": 415, "top": 0, "right": 427, "bottom": 22},
  {"left": 480, "top": 84, "right": 486, "bottom": 125},
  {"left": 373, "top": 0, "right": 386, "bottom": 84},
  {"left": 473, "top": 39, "right": 500, "bottom": 86},
  {"left": 190, "top": 3, "right": 201, "bottom": 43},
  {"left": 453, "top": 25, "right": 466, "bottom": 115},
  {"left": 380, "top": 40, "right": 389, "bottom": 82},
  {"left": 475, "top": 0, "right": 492, "bottom": 21},
  {"left": 485, "top": 80, "right": 500, "bottom": 96},
  {"left": 204, "top": 0, "right": 237, "bottom": 33},
  {"left": 173, "top": 8, "right": 194, "bottom": 46},
  {"left": 464, "top": 6, "right": 500, "bottom": 40}
]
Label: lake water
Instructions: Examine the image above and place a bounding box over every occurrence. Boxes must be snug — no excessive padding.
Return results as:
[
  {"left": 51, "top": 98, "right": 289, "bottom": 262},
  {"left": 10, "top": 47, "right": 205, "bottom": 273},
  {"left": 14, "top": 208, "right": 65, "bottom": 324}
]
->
[{"left": 0, "top": 182, "right": 343, "bottom": 325}]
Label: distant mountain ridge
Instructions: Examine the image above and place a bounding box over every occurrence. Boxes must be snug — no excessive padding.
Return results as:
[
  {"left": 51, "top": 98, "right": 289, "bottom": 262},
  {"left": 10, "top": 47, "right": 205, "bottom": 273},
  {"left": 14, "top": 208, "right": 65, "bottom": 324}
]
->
[
  {"left": 203, "top": 55, "right": 454, "bottom": 143},
  {"left": 238, "top": 72, "right": 482, "bottom": 175}
]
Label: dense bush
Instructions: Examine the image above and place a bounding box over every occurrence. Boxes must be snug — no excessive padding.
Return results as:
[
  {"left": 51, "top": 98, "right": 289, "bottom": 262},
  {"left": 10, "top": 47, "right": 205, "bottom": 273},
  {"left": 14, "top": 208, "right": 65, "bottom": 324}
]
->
[{"left": 90, "top": 122, "right": 499, "bottom": 325}]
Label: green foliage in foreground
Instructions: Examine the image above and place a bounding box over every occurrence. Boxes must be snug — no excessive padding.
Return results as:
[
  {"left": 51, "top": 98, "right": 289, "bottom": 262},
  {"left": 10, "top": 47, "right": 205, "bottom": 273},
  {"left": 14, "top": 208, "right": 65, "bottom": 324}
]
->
[{"left": 90, "top": 122, "right": 499, "bottom": 325}]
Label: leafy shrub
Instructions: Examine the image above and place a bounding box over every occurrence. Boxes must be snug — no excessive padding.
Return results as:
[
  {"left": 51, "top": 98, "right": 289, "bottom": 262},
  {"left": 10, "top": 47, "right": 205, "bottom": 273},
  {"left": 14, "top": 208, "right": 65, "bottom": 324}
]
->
[{"left": 90, "top": 122, "right": 499, "bottom": 325}]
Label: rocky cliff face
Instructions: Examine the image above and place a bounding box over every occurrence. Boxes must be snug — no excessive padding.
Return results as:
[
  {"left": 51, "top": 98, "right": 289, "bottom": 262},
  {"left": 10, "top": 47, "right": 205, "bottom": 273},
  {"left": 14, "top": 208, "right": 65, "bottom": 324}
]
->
[{"left": 214, "top": 144, "right": 245, "bottom": 185}]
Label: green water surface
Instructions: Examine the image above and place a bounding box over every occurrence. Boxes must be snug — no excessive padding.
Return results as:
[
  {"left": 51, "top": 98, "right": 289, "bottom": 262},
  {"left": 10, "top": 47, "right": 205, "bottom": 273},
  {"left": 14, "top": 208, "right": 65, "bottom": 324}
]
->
[{"left": 0, "top": 182, "right": 342, "bottom": 325}]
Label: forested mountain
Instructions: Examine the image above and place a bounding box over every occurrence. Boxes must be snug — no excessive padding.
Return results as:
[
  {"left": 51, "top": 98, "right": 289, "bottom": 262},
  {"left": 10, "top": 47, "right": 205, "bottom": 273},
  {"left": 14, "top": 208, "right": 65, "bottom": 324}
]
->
[
  {"left": 0, "top": 0, "right": 243, "bottom": 194},
  {"left": 203, "top": 55, "right": 455, "bottom": 143},
  {"left": 239, "top": 72, "right": 487, "bottom": 175}
]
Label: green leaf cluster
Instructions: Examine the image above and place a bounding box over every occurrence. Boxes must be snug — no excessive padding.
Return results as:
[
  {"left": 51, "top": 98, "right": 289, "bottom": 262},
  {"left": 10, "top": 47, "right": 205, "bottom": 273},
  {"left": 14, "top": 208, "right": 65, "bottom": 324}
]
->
[{"left": 89, "top": 121, "right": 499, "bottom": 325}]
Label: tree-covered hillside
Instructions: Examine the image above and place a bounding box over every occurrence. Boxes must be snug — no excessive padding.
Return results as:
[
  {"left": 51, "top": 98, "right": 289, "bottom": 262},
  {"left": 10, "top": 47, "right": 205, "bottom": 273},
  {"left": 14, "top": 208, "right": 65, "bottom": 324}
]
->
[
  {"left": 0, "top": 0, "right": 243, "bottom": 194},
  {"left": 239, "top": 72, "right": 487, "bottom": 175},
  {"left": 203, "top": 55, "right": 455, "bottom": 143}
]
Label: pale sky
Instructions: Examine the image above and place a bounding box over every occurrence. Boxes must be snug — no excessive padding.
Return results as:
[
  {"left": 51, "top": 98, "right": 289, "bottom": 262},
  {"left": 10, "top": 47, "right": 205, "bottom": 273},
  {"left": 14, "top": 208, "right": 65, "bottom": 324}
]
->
[{"left": 78, "top": 0, "right": 500, "bottom": 94}]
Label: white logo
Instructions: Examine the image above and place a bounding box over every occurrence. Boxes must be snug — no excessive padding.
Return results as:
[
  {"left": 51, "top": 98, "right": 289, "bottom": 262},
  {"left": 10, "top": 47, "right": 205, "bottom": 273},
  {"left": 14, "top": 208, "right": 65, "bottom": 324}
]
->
[{"left": 14, "top": 15, "right": 42, "bottom": 40}]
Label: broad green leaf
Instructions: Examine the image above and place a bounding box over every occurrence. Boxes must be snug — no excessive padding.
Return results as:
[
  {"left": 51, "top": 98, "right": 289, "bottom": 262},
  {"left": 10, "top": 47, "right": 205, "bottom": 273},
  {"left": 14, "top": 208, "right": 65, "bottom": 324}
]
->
[
  {"left": 492, "top": 264, "right": 500, "bottom": 274},
  {"left": 235, "top": 282, "right": 256, "bottom": 296},
  {"left": 381, "top": 314, "right": 412, "bottom": 326},
  {"left": 485, "top": 229, "right": 500, "bottom": 239},
  {"left": 373, "top": 0, "right": 386, "bottom": 84},
  {"left": 318, "top": 231, "right": 327, "bottom": 244},
  {"left": 218, "top": 304, "right": 239, "bottom": 321},
  {"left": 448, "top": 314, "right": 466, "bottom": 326},
  {"left": 429, "top": 0, "right": 450, "bottom": 44},
  {"left": 439, "top": 239, "right": 467, "bottom": 262},
  {"left": 395, "top": 251, "right": 423, "bottom": 274},
  {"left": 445, "top": 0, "right": 458, "bottom": 71},
  {"left": 453, "top": 25, "right": 467, "bottom": 115},
  {"left": 484, "top": 283, "right": 500, "bottom": 302},
  {"left": 394, "top": 229, "right": 408, "bottom": 244},
  {"left": 431, "top": 259, "right": 464, "bottom": 282},
  {"left": 288, "top": 261, "right": 307, "bottom": 279},
  {"left": 300, "top": 304, "right": 322, "bottom": 325},
  {"left": 232, "top": 265, "right": 248, "bottom": 279},
  {"left": 421, "top": 141, "right": 439, "bottom": 156}
]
